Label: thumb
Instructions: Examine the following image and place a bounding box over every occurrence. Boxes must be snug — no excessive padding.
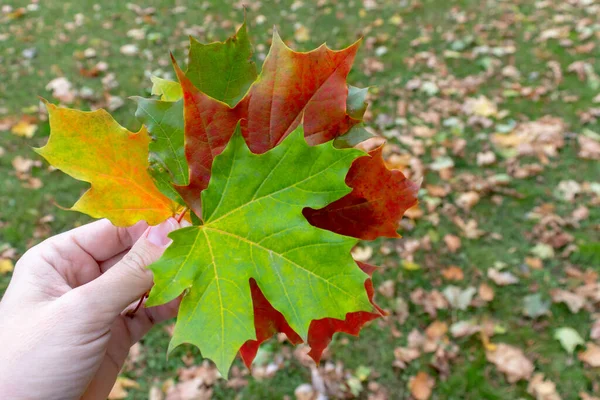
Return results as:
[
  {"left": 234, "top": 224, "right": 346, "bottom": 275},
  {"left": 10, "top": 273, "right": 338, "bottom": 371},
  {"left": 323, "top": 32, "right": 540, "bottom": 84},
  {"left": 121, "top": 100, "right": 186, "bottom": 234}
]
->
[{"left": 76, "top": 217, "right": 182, "bottom": 318}]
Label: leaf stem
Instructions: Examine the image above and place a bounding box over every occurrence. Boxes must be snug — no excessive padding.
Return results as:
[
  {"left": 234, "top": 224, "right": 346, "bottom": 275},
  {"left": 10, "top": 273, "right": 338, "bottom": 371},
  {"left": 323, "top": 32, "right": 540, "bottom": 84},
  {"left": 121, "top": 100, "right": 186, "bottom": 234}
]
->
[
  {"left": 126, "top": 292, "right": 148, "bottom": 318},
  {"left": 176, "top": 207, "right": 189, "bottom": 223}
]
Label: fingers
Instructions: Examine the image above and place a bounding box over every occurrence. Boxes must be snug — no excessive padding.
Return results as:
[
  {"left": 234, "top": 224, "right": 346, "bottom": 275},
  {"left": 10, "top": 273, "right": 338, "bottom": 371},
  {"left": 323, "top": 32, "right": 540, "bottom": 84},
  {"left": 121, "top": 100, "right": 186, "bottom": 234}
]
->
[
  {"left": 41, "top": 219, "right": 149, "bottom": 263},
  {"left": 73, "top": 218, "right": 181, "bottom": 319}
]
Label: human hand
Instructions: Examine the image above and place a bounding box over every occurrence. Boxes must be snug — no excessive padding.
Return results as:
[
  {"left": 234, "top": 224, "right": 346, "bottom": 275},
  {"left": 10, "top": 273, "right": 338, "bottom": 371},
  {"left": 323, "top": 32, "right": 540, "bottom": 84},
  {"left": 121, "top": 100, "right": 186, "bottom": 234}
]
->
[{"left": 0, "top": 217, "right": 187, "bottom": 400}]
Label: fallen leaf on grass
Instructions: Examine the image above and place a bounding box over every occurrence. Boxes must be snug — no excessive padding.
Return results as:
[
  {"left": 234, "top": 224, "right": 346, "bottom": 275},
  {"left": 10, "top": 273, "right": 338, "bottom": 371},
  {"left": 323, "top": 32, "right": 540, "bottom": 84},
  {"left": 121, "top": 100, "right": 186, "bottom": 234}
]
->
[
  {"left": 378, "top": 280, "right": 395, "bottom": 299},
  {"left": 527, "top": 373, "right": 562, "bottom": 400},
  {"left": 444, "top": 234, "right": 462, "bottom": 253},
  {"left": 425, "top": 321, "right": 448, "bottom": 340},
  {"left": 486, "top": 343, "right": 534, "bottom": 383},
  {"left": 0, "top": 259, "right": 14, "bottom": 275},
  {"left": 488, "top": 268, "right": 519, "bottom": 285},
  {"left": 580, "top": 392, "right": 600, "bottom": 400},
  {"left": 578, "top": 135, "right": 600, "bottom": 160},
  {"left": 479, "top": 283, "right": 495, "bottom": 302},
  {"left": 551, "top": 289, "right": 586, "bottom": 313},
  {"left": 11, "top": 119, "right": 37, "bottom": 138},
  {"left": 409, "top": 371, "right": 435, "bottom": 400},
  {"left": 450, "top": 320, "right": 480, "bottom": 338},
  {"left": 491, "top": 116, "right": 565, "bottom": 160},
  {"left": 46, "top": 77, "right": 75, "bottom": 103},
  {"left": 294, "top": 383, "right": 317, "bottom": 400},
  {"left": 351, "top": 245, "right": 373, "bottom": 262},
  {"left": 579, "top": 343, "right": 600, "bottom": 367},
  {"left": 554, "top": 327, "right": 585, "bottom": 354},
  {"left": 402, "top": 259, "right": 421, "bottom": 271},
  {"left": 443, "top": 286, "right": 476, "bottom": 310},
  {"left": 463, "top": 96, "right": 497, "bottom": 117},
  {"left": 456, "top": 191, "right": 480, "bottom": 211},
  {"left": 410, "top": 289, "right": 448, "bottom": 317},
  {"left": 525, "top": 257, "right": 543, "bottom": 270},
  {"left": 441, "top": 266, "right": 464, "bottom": 281},
  {"left": 108, "top": 377, "right": 140, "bottom": 400},
  {"left": 523, "top": 293, "right": 551, "bottom": 319},
  {"left": 393, "top": 347, "right": 421, "bottom": 369}
]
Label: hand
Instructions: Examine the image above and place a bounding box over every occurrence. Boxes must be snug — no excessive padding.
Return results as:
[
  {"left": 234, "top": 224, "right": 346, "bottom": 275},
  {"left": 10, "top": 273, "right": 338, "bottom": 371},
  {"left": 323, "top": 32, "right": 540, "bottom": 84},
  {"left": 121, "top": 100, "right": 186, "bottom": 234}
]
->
[{"left": 0, "top": 217, "right": 187, "bottom": 400}]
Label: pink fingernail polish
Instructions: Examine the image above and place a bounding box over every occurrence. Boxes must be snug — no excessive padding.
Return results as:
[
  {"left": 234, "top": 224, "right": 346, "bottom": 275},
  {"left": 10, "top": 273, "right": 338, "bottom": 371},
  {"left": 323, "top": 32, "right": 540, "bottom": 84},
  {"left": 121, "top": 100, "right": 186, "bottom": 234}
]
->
[{"left": 146, "top": 218, "right": 179, "bottom": 247}]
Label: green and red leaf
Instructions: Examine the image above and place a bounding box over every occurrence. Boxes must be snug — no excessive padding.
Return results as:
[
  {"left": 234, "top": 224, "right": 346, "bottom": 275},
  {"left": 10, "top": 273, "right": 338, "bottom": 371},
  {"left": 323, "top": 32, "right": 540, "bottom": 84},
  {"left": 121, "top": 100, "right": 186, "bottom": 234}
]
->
[
  {"left": 239, "top": 261, "right": 385, "bottom": 369},
  {"left": 304, "top": 146, "right": 419, "bottom": 240}
]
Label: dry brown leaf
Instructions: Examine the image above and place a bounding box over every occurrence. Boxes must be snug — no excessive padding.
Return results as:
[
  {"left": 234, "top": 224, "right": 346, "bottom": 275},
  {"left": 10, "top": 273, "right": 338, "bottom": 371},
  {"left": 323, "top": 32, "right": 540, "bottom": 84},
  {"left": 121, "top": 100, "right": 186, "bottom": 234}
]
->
[
  {"left": 527, "top": 373, "right": 562, "bottom": 400},
  {"left": 378, "top": 280, "right": 395, "bottom": 299},
  {"left": 444, "top": 234, "right": 461, "bottom": 253},
  {"left": 165, "top": 379, "right": 212, "bottom": 400},
  {"left": 492, "top": 116, "right": 565, "bottom": 160},
  {"left": 476, "top": 151, "right": 496, "bottom": 166},
  {"left": 294, "top": 383, "right": 318, "bottom": 400},
  {"left": 450, "top": 320, "right": 480, "bottom": 338},
  {"left": 486, "top": 343, "right": 534, "bottom": 383},
  {"left": 551, "top": 289, "right": 586, "bottom": 313},
  {"left": 487, "top": 268, "right": 519, "bottom": 286},
  {"left": 456, "top": 191, "right": 480, "bottom": 211},
  {"left": 580, "top": 392, "right": 600, "bottom": 400},
  {"left": 525, "top": 257, "right": 543, "bottom": 270},
  {"left": 409, "top": 371, "right": 435, "bottom": 400},
  {"left": 425, "top": 321, "right": 448, "bottom": 340},
  {"left": 410, "top": 289, "right": 449, "bottom": 317},
  {"left": 571, "top": 206, "right": 590, "bottom": 222},
  {"left": 393, "top": 347, "right": 421, "bottom": 369},
  {"left": 578, "top": 135, "right": 600, "bottom": 160},
  {"left": 579, "top": 343, "right": 600, "bottom": 367},
  {"left": 441, "top": 266, "right": 464, "bottom": 281},
  {"left": 479, "top": 283, "right": 495, "bottom": 302},
  {"left": 463, "top": 96, "right": 497, "bottom": 117}
]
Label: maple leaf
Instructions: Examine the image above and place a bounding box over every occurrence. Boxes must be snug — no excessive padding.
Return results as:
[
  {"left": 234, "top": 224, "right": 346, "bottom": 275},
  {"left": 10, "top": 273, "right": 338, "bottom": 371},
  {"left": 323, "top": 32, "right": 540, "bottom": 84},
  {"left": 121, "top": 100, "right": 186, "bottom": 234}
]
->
[
  {"left": 186, "top": 21, "right": 257, "bottom": 106},
  {"left": 171, "top": 59, "right": 245, "bottom": 214},
  {"left": 239, "top": 30, "right": 361, "bottom": 152},
  {"left": 238, "top": 261, "right": 385, "bottom": 368},
  {"left": 171, "top": 31, "right": 362, "bottom": 215},
  {"left": 146, "top": 125, "right": 372, "bottom": 375},
  {"left": 304, "top": 146, "right": 419, "bottom": 240},
  {"left": 133, "top": 97, "right": 188, "bottom": 205},
  {"left": 35, "top": 101, "right": 177, "bottom": 226},
  {"left": 150, "top": 75, "right": 183, "bottom": 102}
]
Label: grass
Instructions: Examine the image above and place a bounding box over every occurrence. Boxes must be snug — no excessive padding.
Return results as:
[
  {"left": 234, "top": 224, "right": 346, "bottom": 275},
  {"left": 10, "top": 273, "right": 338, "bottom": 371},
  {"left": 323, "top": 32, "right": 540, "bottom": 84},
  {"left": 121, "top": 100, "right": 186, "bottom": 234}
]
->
[{"left": 1, "top": 0, "right": 599, "bottom": 398}]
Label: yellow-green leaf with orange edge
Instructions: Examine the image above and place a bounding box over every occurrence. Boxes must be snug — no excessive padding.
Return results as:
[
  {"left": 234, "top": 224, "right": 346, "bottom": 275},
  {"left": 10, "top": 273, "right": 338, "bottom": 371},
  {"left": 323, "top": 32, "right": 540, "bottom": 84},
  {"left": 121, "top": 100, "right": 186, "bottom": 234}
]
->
[{"left": 35, "top": 101, "right": 178, "bottom": 226}]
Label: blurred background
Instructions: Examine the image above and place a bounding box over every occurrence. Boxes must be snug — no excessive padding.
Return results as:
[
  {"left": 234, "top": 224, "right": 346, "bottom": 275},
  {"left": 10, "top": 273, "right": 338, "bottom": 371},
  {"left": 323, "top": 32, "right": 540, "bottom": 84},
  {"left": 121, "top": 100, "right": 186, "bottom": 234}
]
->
[{"left": 1, "top": 0, "right": 599, "bottom": 399}]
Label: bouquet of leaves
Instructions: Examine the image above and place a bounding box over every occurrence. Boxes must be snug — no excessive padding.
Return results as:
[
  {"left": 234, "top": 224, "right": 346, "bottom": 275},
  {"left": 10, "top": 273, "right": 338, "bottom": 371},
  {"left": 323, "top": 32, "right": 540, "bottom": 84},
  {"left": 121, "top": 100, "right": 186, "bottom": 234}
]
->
[{"left": 36, "top": 22, "right": 419, "bottom": 376}]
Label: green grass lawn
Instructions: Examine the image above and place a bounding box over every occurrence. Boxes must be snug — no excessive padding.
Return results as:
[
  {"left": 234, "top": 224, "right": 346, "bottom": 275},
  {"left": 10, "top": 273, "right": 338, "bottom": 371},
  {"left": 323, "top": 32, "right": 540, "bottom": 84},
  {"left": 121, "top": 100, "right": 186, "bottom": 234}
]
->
[{"left": 1, "top": 0, "right": 599, "bottom": 399}]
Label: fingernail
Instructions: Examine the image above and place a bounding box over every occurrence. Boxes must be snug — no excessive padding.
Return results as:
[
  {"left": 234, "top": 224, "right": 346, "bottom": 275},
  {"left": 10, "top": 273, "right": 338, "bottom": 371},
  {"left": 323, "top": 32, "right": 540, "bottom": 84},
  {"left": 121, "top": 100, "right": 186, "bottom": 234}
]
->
[{"left": 146, "top": 218, "right": 179, "bottom": 247}]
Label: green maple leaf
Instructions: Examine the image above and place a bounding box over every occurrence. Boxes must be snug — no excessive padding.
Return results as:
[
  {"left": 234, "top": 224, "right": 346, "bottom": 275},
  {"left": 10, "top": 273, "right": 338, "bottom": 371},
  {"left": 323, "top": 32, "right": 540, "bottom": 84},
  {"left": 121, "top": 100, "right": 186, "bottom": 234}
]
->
[
  {"left": 186, "top": 21, "right": 257, "bottom": 106},
  {"left": 133, "top": 97, "right": 187, "bottom": 203},
  {"left": 147, "top": 124, "right": 372, "bottom": 375},
  {"left": 150, "top": 75, "right": 183, "bottom": 102}
]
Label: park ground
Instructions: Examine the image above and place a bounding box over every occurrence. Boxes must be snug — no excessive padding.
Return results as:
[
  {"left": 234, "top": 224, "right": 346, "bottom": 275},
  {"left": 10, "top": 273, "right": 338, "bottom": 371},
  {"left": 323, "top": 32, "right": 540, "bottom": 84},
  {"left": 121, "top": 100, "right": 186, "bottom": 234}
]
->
[{"left": 1, "top": 0, "right": 599, "bottom": 399}]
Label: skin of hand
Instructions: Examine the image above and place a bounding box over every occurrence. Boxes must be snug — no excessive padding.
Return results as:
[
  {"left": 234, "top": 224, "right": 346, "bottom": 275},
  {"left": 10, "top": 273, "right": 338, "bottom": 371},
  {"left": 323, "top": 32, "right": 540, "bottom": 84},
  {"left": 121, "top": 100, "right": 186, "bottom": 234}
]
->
[{"left": 0, "top": 217, "right": 188, "bottom": 400}]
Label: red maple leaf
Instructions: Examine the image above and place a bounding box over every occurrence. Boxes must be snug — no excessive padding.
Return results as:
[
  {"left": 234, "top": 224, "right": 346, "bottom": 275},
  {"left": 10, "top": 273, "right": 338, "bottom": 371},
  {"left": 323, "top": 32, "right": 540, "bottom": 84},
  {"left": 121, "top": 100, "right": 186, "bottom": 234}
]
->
[
  {"left": 304, "top": 146, "right": 419, "bottom": 240},
  {"left": 239, "top": 262, "right": 385, "bottom": 368}
]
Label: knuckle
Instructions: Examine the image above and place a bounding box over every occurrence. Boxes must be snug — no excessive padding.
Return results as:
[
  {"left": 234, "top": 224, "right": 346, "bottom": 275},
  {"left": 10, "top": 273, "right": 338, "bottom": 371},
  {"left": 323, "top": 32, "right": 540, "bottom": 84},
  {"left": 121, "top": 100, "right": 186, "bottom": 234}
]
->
[
  {"left": 115, "top": 225, "right": 133, "bottom": 250},
  {"left": 120, "top": 250, "right": 152, "bottom": 279}
]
